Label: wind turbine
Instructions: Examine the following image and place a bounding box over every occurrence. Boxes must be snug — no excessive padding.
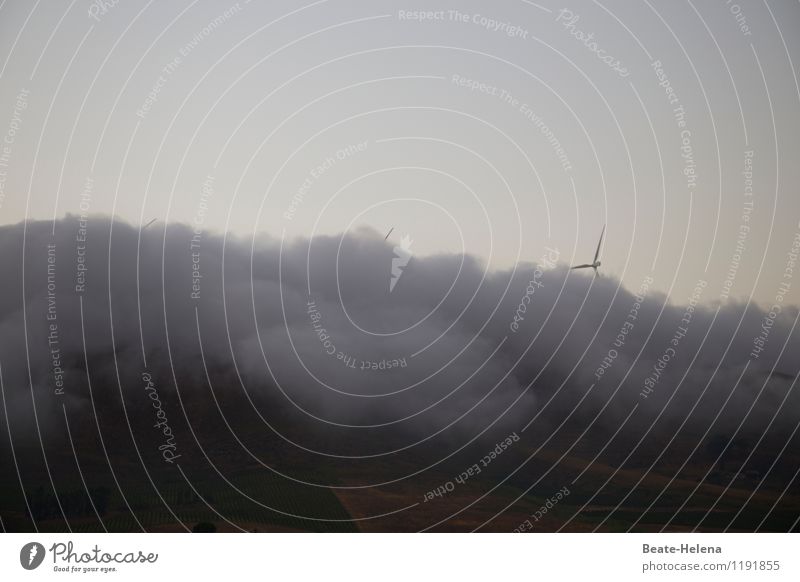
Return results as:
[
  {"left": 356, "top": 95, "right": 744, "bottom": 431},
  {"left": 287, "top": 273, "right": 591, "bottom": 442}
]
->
[{"left": 571, "top": 225, "right": 605, "bottom": 276}]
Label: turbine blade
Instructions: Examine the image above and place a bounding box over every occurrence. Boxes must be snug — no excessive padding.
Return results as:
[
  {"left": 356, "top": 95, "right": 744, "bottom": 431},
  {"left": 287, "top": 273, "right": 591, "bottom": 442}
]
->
[
  {"left": 594, "top": 224, "right": 605, "bottom": 263},
  {"left": 571, "top": 264, "right": 593, "bottom": 270}
]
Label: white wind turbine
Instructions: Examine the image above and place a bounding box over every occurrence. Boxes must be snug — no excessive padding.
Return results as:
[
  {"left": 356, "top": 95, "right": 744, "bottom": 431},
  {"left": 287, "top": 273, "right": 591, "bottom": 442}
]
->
[{"left": 571, "top": 225, "right": 605, "bottom": 276}]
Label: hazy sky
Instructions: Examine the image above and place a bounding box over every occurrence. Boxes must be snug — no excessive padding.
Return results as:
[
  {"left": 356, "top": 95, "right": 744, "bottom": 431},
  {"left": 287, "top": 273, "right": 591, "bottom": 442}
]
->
[{"left": 1, "top": 0, "right": 799, "bottom": 305}]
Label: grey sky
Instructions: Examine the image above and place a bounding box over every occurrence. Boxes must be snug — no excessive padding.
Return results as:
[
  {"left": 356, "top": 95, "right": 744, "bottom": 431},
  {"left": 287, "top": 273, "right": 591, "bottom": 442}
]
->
[{"left": 1, "top": 0, "right": 799, "bottom": 306}]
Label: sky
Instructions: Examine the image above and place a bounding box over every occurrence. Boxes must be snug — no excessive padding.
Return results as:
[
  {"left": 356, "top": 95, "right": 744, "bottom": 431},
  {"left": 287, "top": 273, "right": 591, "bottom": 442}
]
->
[{"left": 0, "top": 0, "right": 799, "bottom": 306}]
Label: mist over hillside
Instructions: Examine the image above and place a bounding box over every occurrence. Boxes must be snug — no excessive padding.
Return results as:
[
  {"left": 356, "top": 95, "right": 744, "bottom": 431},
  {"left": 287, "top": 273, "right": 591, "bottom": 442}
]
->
[{"left": 1, "top": 216, "right": 797, "bottom": 454}]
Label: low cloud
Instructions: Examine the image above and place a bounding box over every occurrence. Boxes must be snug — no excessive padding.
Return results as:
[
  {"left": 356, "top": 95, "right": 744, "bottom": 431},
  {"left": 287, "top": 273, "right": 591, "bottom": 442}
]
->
[{"left": 0, "top": 216, "right": 797, "bottom": 460}]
